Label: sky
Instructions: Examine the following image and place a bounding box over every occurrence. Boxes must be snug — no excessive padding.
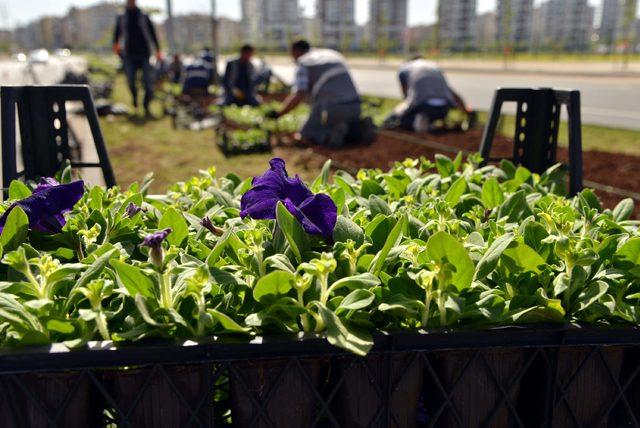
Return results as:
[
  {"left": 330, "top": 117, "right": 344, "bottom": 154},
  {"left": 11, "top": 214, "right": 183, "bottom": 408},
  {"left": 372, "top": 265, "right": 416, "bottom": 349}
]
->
[{"left": 1, "top": 0, "right": 626, "bottom": 28}]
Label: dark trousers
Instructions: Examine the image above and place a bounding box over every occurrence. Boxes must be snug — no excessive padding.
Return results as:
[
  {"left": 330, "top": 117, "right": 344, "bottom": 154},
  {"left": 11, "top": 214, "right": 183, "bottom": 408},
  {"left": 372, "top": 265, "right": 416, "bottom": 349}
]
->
[{"left": 124, "top": 55, "right": 153, "bottom": 109}]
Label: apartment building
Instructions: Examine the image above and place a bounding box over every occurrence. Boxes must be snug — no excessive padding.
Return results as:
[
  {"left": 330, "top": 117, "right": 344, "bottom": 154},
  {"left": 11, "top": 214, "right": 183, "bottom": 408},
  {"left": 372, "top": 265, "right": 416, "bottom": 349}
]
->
[
  {"left": 600, "top": 0, "right": 625, "bottom": 49},
  {"left": 316, "top": 0, "right": 358, "bottom": 50},
  {"left": 496, "top": 0, "right": 533, "bottom": 51},
  {"left": 534, "top": 0, "right": 593, "bottom": 51},
  {"left": 368, "top": 0, "right": 409, "bottom": 52},
  {"left": 241, "top": 0, "right": 301, "bottom": 49},
  {"left": 437, "top": 0, "right": 477, "bottom": 51},
  {"left": 476, "top": 12, "right": 497, "bottom": 50}
]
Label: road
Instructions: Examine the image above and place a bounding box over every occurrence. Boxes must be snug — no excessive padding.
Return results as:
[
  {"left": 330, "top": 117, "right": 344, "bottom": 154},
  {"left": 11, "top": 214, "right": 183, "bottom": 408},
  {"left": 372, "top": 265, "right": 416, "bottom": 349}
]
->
[{"left": 270, "top": 63, "right": 640, "bottom": 130}]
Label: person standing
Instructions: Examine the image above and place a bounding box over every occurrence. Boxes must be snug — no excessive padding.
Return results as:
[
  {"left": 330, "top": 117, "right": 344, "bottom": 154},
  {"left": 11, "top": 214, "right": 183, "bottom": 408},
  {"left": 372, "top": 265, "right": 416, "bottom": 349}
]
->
[
  {"left": 267, "top": 40, "right": 366, "bottom": 147},
  {"left": 113, "top": 0, "right": 162, "bottom": 116}
]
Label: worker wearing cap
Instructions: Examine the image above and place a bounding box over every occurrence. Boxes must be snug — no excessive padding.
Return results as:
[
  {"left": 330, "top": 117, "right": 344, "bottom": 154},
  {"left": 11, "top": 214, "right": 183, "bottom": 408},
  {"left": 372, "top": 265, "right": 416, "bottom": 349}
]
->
[
  {"left": 267, "top": 39, "right": 362, "bottom": 147},
  {"left": 385, "top": 57, "right": 472, "bottom": 131}
]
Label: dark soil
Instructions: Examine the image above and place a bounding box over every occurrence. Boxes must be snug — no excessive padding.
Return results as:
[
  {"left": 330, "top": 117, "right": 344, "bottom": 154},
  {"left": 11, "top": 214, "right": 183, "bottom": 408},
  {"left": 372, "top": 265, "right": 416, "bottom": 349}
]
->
[{"left": 277, "top": 127, "right": 639, "bottom": 218}]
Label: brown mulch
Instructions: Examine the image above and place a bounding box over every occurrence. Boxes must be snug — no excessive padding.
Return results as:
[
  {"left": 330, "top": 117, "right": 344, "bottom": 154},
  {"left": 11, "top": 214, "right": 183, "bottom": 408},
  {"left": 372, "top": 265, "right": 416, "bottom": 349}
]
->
[{"left": 279, "top": 128, "right": 639, "bottom": 218}]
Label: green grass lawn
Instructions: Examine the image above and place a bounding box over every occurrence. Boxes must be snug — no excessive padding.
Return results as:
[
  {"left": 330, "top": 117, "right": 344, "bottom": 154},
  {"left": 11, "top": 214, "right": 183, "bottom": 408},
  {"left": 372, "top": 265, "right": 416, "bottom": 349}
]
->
[{"left": 98, "top": 71, "right": 640, "bottom": 191}]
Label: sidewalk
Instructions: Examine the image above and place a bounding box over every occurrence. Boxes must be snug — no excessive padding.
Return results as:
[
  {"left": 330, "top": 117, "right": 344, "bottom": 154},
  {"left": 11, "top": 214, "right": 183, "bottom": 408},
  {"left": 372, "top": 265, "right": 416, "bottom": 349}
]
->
[{"left": 265, "top": 55, "right": 640, "bottom": 78}]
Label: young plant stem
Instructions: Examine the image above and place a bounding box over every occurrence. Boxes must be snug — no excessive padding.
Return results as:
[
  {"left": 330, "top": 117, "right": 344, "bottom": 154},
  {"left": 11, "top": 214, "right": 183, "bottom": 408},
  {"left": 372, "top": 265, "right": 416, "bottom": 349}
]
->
[
  {"left": 160, "top": 272, "right": 172, "bottom": 310},
  {"left": 563, "top": 258, "right": 575, "bottom": 312},
  {"left": 297, "top": 288, "right": 310, "bottom": 332},
  {"left": 95, "top": 312, "right": 110, "bottom": 341},
  {"left": 422, "top": 290, "right": 432, "bottom": 328}
]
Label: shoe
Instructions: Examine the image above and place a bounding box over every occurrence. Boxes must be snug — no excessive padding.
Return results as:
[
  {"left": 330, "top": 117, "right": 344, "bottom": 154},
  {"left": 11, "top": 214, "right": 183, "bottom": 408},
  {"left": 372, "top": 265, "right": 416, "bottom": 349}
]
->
[{"left": 326, "top": 122, "right": 349, "bottom": 148}]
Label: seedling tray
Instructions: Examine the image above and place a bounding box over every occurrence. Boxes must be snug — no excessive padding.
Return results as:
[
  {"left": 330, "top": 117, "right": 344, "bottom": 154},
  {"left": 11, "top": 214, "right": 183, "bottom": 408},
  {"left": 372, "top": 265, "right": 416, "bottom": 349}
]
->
[{"left": 1, "top": 324, "right": 640, "bottom": 427}]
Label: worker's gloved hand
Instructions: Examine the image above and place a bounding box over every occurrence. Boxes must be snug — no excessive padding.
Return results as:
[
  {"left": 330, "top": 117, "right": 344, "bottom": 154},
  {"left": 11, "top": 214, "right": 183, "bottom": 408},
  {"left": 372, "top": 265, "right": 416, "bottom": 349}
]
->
[
  {"left": 113, "top": 43, "right": 122, "bottom": 56},
  {"left": 232, "top": 88, "right": 246, "bottom": 101},
  {"left": 265, "top": 109, "right": 280, "bottom": 120}
]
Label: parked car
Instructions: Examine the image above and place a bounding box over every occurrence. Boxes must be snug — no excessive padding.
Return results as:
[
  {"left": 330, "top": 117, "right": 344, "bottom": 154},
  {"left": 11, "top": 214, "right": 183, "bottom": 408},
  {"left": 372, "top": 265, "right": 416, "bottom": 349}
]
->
[{"left": 28, "top": 49, "right": 50, "bottom": 64}]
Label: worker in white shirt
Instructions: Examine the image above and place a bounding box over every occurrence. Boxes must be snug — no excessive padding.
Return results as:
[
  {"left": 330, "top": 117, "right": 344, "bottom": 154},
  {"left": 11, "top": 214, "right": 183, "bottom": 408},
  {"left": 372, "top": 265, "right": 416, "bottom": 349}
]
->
[
  {"left": 267, "top": 39, "right": 374, "bottom": 147},
  {"left": 384, "top": 57, "right": 473, "bottom": 132}
]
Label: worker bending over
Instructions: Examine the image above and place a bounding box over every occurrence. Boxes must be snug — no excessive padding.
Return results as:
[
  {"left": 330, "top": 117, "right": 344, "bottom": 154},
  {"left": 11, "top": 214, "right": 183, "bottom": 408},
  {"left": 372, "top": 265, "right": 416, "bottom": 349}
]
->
[
  {"left": 181, "top": 59, "right": 211, "bottom": 97},
  {"left": 222, "top": 44, "right": 261, "bottom": 107},
  {"left": 268, "top": 40, "right": 370, "bottom": 147},
  {"left": 384, "top": 57, "right": 472, "bottom": 132}
]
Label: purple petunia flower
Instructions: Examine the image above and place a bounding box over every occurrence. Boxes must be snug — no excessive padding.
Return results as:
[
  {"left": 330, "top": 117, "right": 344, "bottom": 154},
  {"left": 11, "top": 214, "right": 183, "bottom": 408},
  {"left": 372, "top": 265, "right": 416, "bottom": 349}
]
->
[
  {"left": 125, "top": 202, "right": 142, "bottom": 218},
  {"left": 33, "top": 177, "right": 61, "bottom": 194},
  {"left": 141, "top": 228, "right": 172, "bottom": 267},
  {"left": 0, "top": 179, "right": 85, "bottom": 234},
  {"left": 200, "top": 216, "right": 223, "bottom": 236},
  {"left": 240, "top": 158, "right": 337, "bottom": 239},
  {"left": 142, "top": 228, "right": 172, "bottom": 249}
]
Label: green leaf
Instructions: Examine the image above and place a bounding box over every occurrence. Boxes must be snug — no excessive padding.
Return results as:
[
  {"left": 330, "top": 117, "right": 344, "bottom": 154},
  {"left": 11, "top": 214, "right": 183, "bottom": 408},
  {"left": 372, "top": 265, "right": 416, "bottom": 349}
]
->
[
  {"left": 426, "top": 231, "right": 474, "bottom": 290},
  {"left": 276, "top": 201, "right": 308, "bottom": 263},
  {"left": 8, "top": 181, "right": 31, "bottom": 200},
  {"left": 311, "top": 159, "right": 332, "bottom": 191},
  {"left": 159, "top": 208, "right": 189, "bottom": 247},
  {"left": 369, "top": 195, "right": 392, "bottom": 216},
  {"left": 45, "top": 319, "right": 75, "bottom": 335},
  {"left": 315, "top": 302, "right": 373, "bottom": 356},
  {"left": 444, "top": 176, "right": 467, "bottom": 205},
  {"left": 329, "top": 273, "right": 381, "bottom": 293},
  {"left": 498, "top": 190, "right": 531, "bottom": 223},
  {"left": 615, "top": 237, "right": 640, "bottom": 270},
  {"left": 0, "top": 206, "right": 29, "bottom": 251},
  {"left": 474, "top": 233, "right": 514, "bottom": 281},
  {"left": 361, "top": 179, "right": 385, "bottom": 198},
  {"left": 502, "top": 241, "right": 546, "bottom": 274},
  {"left": 481, "top": 177, "right": 504, "bottom": 209},
  {"left": 253, "top": 270, "right": 295, "bottom": 303},
  {"left": 369, "top": 215, "right": 406, "bottom": 275},
  {"left": 435, "top": 154, "right": 455, "bottom": 177},
  {"left": 110, "top": 260, "right": 155, "bottom": 299},
  {"left": 207, "top": 308, "right": 250, "bottom": 333},
  {"left": 206, "top": 229, "right": 231, "bottom": 267},
  {"left": 337, "top": 289, "right": 375, "bottom": 312},
  {"left": 333, "top": 216, "right": 365, "bottom": 246},
  {"left": 575, "top": 281, "right": 608, "bottom": 313},
  {"left": 612, "top": 198, "right": 634, "bottom": 222}
]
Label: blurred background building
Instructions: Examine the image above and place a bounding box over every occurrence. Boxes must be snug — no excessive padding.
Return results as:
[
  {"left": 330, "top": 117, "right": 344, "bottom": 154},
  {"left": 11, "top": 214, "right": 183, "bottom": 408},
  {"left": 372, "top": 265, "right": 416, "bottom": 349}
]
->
[
  {"left": 316, "top": 0, "right": 358, "bottom": 50},
  {"left": 241, "top": 0, "right": 301, "bottom": 50},
  {"left": 367, "top": 0, "right": 409, "bottom": 53},
  {"left": 496, "top": 0, "right": 533, "bottom": 52},
  {"left": 437, "top": 0, "right": 478, "bottom": 51},
  {"left": 5, "top": 0, "right": 640, "bottom": 55}
]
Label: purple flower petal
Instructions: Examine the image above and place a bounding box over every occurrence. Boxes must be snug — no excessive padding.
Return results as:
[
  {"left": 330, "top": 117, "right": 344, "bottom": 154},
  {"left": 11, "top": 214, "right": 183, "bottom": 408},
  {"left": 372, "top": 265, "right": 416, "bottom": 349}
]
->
[
  {"left": 240, "top": 158, "right": 337, "bottom": 240},
  {"left": 125, "top": 202, "right": 142, "bottom": 218},
  {"left": 285, "top": 194, "right": 337, "bottom": 239},
  {"left": 34, "top": 177, "right": 61, "bottom": 194},
  {"left": 142, "top": 228, "right": 172, "bottom": 249},
  {"left": 240, "top": 158, "right": 312, "bottom": 220},
  {"left": 0, "top": 180, "right": 85, "bottom": 234}
]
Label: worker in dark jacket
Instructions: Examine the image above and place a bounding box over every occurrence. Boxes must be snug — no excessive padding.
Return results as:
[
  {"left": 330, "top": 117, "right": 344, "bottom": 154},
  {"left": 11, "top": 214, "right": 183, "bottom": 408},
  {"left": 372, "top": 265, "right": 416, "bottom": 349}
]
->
[
  {"left": 222, "top": 44, "right": 260, "bottom": 106},
  {"left": 113, "top": 0, "right": 162, "bottom": 115}
]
